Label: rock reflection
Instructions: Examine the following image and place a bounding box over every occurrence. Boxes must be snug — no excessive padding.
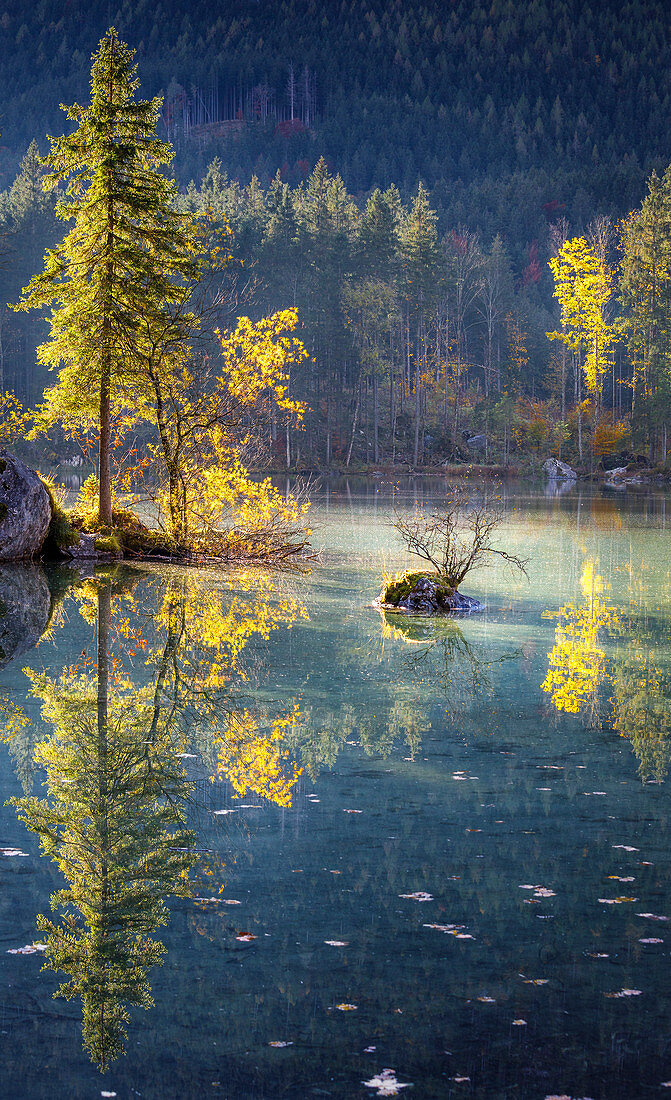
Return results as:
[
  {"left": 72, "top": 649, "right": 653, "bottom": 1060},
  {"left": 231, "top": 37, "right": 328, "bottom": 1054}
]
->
[
  {"left": 7, "top": 566, "right": 308, "bottom": 1070},
  {"left": 0, "top": 563, "right": 52, "bottom": 667}
]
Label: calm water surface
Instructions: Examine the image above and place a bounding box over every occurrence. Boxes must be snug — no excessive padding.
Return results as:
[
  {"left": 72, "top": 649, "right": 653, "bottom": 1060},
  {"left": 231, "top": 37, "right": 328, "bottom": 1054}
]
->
[{"left": 1, "top": 480, "right": 671, "bottom": 1099}]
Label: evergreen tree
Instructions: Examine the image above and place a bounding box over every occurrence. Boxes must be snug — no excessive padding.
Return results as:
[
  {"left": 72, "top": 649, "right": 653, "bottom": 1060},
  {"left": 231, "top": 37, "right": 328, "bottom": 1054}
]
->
[{"left": 15, "top": 29, "right": 199, "bottom": 526}]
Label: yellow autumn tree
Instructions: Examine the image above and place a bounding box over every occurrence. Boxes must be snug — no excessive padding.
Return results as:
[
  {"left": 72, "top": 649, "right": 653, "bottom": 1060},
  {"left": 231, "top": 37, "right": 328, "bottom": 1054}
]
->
[
  {"left": 548, "top": 237, "right": 618, "bottom": 421},
  {"left": 144, "top": 308, "right": 311, "bottom": 558}
]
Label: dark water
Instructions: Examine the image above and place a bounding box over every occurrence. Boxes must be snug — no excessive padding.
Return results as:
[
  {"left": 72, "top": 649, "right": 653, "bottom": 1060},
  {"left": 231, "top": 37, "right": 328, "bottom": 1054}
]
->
[{"left": 1, "top": 481, "right": 671, "bottom": 1099}]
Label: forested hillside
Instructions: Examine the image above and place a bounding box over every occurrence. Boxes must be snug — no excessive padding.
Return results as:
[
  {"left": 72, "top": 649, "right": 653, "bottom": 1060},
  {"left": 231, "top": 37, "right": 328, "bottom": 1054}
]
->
[
  {"left": 0, "top": 1, "right": 669, "bottom": 470},
  {"left": 0, "top": 0, "right": 668, "bottom": 233}
]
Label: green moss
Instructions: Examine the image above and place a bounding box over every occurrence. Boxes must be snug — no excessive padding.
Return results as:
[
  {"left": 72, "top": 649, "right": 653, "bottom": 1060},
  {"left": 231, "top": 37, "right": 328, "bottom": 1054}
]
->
[
  {"left": 93, "top": 535, "right": 121, "bottom": 554},
  {"left": 382, "top": 570, "right": 453, "bottom": 606},
  {"left": 383, "top": 571, "right": 431, "bottom": 605},
  {"left": 38, "top": 474, "right": 79, "bottom": 553}
]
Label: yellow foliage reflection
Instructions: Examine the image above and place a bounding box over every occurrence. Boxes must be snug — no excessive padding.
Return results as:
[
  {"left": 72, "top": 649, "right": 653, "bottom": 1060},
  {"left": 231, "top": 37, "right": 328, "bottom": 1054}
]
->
[
  {"left": 542, "top": 558, "right": 671, "bottom": 781},
  {"left": 5, "top": 564, "right": 308, "bottom": 1070},
  {"left": 541, "top": 561, "right": 616, "bottom": 720}
]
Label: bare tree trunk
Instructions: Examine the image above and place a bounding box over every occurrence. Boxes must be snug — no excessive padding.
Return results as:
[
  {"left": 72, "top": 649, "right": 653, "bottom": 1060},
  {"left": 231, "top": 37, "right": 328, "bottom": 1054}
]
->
[{"left": 346, "top": 381, "right": 361, "bottom": 467}]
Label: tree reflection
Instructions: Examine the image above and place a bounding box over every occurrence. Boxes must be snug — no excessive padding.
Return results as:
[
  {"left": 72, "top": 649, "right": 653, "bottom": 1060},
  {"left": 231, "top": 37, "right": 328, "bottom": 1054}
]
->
[
  {"left": 11, "top": 575, "right": 196, "bottom": 1070},
  {"left": 7, "top": 566, "right": 308, "bottom": 1070},
  {"left": 542, "top": 559, "right": 671, "bottom": 781},
  {"left": 611, "top": 628, "right": 671, "bottom": 782},
  {"left": 541, "top": 560, "right": 616, "bottom": 726},
  {"left": 380, "top": 610, "right": 508, "bottom": 717}
]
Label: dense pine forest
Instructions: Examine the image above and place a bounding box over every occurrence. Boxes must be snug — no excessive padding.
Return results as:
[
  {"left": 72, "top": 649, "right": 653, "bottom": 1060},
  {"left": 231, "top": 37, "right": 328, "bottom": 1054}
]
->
[{"left": 0, "top": 0, "right": 670, "bottom": 470}]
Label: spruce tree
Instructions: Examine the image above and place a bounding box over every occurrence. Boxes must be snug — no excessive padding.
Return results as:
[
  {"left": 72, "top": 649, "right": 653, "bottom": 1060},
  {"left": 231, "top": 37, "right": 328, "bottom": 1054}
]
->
[{"left": 15, "top": 29, "right": 199, "bottom": 527}]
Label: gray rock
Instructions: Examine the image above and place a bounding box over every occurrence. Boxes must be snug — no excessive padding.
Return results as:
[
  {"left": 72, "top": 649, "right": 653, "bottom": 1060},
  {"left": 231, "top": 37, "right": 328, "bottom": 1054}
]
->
[
  {"left": 465, "top": 433, "right": 487, "bottom": 451},
  {"left": 543, "top": 457, "right": 576, "bottom": 481},
  {"left": 0, "top": 563, "right": 51, "bottom": 667},
  {"left": 0, "top": 451, "right": 51, "bottom": 560}
]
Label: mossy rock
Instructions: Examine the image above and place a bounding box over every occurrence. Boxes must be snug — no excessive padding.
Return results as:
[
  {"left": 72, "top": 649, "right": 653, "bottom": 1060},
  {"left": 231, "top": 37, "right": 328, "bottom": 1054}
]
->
[
  {"left": 383, "top": 571, "right": 452, "bottom": 606},
  {"left": 380, "top": 570, "right": 483, "bottom": 615}
]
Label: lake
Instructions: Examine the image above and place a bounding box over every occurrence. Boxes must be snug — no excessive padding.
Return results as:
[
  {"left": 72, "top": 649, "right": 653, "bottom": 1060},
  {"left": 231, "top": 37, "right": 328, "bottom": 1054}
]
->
[{"left": 1, "top": 478, "right": 670, "bottom": 1099}]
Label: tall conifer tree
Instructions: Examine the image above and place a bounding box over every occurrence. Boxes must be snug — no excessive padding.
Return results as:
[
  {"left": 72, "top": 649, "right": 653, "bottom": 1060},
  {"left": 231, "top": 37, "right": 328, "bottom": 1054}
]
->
[{"left": 16, "top": 29, "right": 199, "bottom": 526}]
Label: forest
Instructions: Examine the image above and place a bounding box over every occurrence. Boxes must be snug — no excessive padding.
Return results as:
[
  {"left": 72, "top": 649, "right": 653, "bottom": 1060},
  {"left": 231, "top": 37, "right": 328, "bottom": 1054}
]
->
[{"left": 0, "top": 1, "right": 670, "bottom": 472}]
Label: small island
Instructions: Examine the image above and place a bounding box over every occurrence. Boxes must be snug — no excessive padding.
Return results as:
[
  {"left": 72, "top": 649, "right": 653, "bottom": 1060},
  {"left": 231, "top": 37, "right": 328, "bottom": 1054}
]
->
[{"left": 378, "top": 490, "right": 527, "bottom": 616}]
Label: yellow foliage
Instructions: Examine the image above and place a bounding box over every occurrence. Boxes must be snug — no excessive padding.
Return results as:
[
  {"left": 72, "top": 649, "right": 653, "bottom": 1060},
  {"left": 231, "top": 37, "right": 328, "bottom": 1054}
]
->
[
  {"left": 548, "top": 237, "right": 617, "bottom": 399},
  {"left": 212, "top": 704, "right": 303, "bottom": 807},
  {"left": 0, "top": 390, "right": 31, "bottom": 444}
]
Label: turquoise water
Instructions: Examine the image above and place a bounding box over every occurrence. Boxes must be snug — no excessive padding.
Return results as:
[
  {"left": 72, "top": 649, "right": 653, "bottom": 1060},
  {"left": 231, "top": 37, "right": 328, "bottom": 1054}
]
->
[{"left": 1, "top": 480, "right": 671, "bottom": 1099}]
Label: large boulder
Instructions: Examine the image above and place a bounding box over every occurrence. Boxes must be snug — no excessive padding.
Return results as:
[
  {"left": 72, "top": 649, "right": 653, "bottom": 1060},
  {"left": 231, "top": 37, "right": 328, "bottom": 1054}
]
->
[
  {"left": 380, "top": 572, "right": 484, "bottom": 615},
  {"left": 0, "top": 564, "right": 51, "bottom": 667},
  {"left": 543, "top": 457, "right": 576, "bottom": 481},
  {"left": 0, "top": 451, "right": 51, "bottom": 560}
]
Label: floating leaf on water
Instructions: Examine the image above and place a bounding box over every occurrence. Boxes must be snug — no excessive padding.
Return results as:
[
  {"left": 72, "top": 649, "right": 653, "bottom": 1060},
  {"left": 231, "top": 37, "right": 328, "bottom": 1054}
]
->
[
  {"left": 343, "top": 809, "right": 363, "bottom": 814},
  {"left": 364, "top": 1046, "right": 377, "bottom": 1053},
  {"left": 221, "top": 899, "right": 242, "bottom": 905},
  {"left": 268, "top": 1040, "right": 293, "bottom": 1047},
  {"left": 325, "top": 940, "right": 349, "bottom": 947},
  {"left": 452, "top": 1076, "right": 470, "bottom": 1083},
  {"left": 101, "top": 1093, "right": 117, "bottom": 1098},
  {"left": 607, "top": 876, "right": 635, "bottom": 882},
  {"left": 522, "top": 978, "right": 549, "bottom": 985},
  {"left": 537, "top": 787, "right": 552, "bottom": 792},
  {"left": 612, "top": 845, "right": 639, "bottom": 852},
  {"left": 534, "top": 888, "right": 556, "bottom": 898},
  {"left": 477, "top": 995, "right": 495, "bottom": 1003},
  {"left": 235, "top": 933, "right": 256, "bottom": 942},
  {"left": 586, "top": 952, "right": 609, "bottom": 958},
  {"left": 604, "top": 988, "right": 643, "bottom": 998},
  {"left": 423, "top": 923, "right": 463, "bottom": 933},
  {"left": 213, "top": 809, "right": 238, "bottom": 815},
  {"left": 639, "top": 938, "right": 663, "bottom": 944},
  {"left": 512, "top": 1019, "right": 527, "bottom": 1026},
  {"left": 362, "top": 1068, "right": 412, "bottom": 1096},
  {"left": 0, "top": 847, "right": 28, "bottom": 857},
  {"left": 336, "top": 1003, "right": 358, "bottom": 1011},
  {"left": 399, "top": 891, "right": 433, "bottom": 901},
  {"left": 636, "top": 913, "right": 669, "bottom": 921},
  {"left": 7, "top": 943, "right": 47, "bottom": 955},
  {"left": 598, "top": 897, "right": 638, "bottom": 904}
]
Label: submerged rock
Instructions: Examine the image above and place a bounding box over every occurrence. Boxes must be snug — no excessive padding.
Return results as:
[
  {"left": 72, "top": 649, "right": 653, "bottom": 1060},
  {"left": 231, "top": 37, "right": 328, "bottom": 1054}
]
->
[
  {"left": 0, "top": 563, "right": 51, "bottom": 667},
  {"left": 380, "top": 572, "right": 484, "bottom": 615},
  {"left": 0, "top": 451, "right": 51, "bottom": 560}
]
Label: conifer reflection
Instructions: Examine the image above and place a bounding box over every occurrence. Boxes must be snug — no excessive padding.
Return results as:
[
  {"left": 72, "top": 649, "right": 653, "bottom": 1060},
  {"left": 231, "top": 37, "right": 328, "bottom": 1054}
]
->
[
  {"left": 9, "top": 566, "right": 307, "bottom": 1069},
  {"left": 11, "top": 574, "right": 196, "bottom": 1071},
  {"left": 611, "top": 628, "right": 671, "bottom": 782}
]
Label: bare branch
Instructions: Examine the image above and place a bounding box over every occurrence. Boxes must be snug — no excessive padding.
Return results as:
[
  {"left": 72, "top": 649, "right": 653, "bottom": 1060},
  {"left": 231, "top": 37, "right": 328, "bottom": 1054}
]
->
[{"left": 392, "top": 491, "right": 528, "bottom": 590}]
